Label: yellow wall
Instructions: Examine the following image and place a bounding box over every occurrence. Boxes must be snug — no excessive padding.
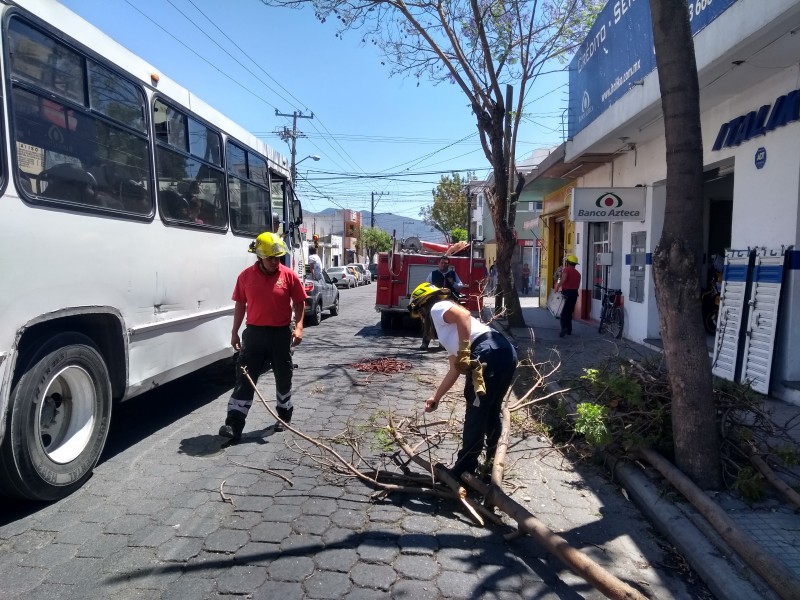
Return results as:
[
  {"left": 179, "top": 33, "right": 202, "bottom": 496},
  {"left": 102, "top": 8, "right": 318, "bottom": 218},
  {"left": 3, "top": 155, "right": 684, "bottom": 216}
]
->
[{"left": 539, "top": 182, "right": 576, "bottom": 304}]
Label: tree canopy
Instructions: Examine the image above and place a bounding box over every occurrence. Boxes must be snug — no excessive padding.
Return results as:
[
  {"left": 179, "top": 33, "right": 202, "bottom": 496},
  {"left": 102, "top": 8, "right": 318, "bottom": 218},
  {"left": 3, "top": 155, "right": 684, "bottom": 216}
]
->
[
  {"left": 419, "top": 172, "right": 470, "bottom": 244},
  {"left": 360, "top": 226, "right": 392, "bottom": 262}
]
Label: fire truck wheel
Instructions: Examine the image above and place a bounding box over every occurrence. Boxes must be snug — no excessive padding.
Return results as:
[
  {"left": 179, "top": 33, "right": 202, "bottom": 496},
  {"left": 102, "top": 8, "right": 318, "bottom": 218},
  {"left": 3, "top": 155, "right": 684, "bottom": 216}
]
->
[{"left": 380, "top": 312, "right": 395, "bottom": 330}]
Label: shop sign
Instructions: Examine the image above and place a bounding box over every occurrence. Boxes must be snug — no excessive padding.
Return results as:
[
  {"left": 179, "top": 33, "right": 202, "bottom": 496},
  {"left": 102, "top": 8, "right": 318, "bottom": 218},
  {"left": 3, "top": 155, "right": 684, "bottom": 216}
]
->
[
  {"left": 712, "top": 88, "right": 800, "bottom": 151},
  {"left": 568, "top": 0, "right": 737, "bottom": 138},
  {"left": 570, "top": 187, "right": 646, "bottom": 222}
]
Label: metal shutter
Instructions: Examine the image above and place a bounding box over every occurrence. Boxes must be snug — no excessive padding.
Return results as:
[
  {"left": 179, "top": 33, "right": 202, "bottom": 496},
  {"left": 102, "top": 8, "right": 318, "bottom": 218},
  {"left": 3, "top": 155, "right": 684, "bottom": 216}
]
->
[
  {"left": 739, "top": 249, "right": 786, "bottom": 393},
  {"left": 711, "top": 250, "right": 751, "bottom": 382}
]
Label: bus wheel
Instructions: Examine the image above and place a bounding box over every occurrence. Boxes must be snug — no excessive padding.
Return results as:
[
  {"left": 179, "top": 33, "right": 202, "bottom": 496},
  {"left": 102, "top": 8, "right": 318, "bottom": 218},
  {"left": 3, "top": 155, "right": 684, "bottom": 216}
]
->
[{"left": 0, "top": 332, "right": 112, "bottom": 501}]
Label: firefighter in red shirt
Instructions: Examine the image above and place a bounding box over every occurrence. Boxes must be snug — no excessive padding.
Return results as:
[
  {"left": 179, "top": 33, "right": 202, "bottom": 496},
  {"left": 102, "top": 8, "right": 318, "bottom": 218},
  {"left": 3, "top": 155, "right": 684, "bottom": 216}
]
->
[
  {"left": 555, "top": 254, "right": 581, "bottom": 338},
  {"left": 219, "top": 232, "right": 308, "bottom": 440}
]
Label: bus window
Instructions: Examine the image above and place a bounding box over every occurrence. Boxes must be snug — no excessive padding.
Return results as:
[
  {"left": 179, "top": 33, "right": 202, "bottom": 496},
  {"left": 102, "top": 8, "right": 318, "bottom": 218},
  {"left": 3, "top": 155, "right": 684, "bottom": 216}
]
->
[
  {"left": 8, "top": 19, "right": 84, "bottom": 105},
  {"left": 155, "top": 99, "right": 227, "bottom": 228},
  {"left": 154, "top": 100, "right": 186, "bottom": 150},
  {"left": 227, "top": 140, "right": 274, "bottom": 236},
  {"left": 249, "top": 154, "right": 268, "bottom": 188},
  {"left": 188, "top": 117, "right": 221, "bottom": 166},
  {"left": 88, "top": 61, "right": 146, "bottom": 133},
  {"left": 8, "top": 17, "right": 152, "bottom": 216}
]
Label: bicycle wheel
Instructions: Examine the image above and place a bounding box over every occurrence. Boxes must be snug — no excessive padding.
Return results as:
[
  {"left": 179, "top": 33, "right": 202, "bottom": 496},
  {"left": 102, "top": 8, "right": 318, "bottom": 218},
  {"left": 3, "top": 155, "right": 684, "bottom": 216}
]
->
[{"left": 607, "top": 306, "right": 624, "bottom": 339}]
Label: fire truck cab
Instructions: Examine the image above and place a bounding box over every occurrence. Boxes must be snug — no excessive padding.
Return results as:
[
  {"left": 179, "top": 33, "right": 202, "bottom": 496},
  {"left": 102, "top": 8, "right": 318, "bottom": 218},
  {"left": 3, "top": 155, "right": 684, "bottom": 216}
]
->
[{"left": 374, "top": 238, "right": 485, "bottom": 329}]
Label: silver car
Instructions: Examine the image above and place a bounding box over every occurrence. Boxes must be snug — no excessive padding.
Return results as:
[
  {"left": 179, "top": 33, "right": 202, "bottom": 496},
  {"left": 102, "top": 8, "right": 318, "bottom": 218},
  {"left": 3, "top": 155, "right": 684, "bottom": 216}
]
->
[
  {"left": 326, "top": 266, "right": 357, "bottom": 289},
  {"left": 347, "top": 263, "right": 371, "bottom": 284}
]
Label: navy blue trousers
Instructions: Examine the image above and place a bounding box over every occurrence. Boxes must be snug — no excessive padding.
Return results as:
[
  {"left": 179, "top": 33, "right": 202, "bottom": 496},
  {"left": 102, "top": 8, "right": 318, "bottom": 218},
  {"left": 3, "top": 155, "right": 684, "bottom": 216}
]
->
[{"left": 451, "top": 331, "right": 517, "bottom": 478}]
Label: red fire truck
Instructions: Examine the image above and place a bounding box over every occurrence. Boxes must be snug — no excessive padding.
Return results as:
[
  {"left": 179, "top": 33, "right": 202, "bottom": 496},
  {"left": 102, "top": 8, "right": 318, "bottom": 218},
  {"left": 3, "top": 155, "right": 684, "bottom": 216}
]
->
[{"left": 374, "top": 238, "right": 486, "bottom": 329}]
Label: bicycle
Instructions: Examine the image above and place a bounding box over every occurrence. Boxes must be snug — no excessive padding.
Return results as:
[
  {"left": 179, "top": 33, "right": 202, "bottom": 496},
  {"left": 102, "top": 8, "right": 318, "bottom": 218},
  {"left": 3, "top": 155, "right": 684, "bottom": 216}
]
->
[{"left": 596, "top": 284, "right": 624, "bottom": 339}]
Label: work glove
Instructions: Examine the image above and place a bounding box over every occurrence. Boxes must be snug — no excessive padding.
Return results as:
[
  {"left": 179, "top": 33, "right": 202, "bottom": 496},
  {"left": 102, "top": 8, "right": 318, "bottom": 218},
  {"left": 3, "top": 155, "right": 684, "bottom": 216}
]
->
[
  {"left": 455, "top": 340, "right": 472, "bottom": 374},
  {"left": 471, "top": 361, "right": 487, "bottom": 397}
]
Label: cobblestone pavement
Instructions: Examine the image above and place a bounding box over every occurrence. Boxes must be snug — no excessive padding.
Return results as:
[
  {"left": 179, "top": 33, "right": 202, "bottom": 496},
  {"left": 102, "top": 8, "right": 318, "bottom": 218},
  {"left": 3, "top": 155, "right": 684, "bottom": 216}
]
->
[{"left": 1, "top": 285, "right": 704, "bottom": 599}]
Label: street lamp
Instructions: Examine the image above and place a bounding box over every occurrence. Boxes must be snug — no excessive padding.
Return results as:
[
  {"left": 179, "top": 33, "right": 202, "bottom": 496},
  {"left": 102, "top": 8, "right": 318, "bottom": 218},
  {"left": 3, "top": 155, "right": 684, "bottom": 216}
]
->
[{"left": 292, "top": 154, "right": 320, "bottom": 183}]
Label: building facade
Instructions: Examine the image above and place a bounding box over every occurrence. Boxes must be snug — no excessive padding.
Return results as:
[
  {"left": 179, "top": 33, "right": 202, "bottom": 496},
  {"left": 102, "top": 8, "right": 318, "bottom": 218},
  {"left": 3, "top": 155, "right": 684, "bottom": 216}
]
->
[{"left": 528, "top": 0, "right": 800, "bottom": 404}]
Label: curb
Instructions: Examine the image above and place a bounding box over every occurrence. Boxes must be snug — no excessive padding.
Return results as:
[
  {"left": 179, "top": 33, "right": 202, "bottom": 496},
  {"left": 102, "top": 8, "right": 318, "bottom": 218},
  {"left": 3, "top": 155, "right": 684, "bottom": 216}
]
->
[{"left": 607, "top": 456, "right": 776, "bottom": 600}]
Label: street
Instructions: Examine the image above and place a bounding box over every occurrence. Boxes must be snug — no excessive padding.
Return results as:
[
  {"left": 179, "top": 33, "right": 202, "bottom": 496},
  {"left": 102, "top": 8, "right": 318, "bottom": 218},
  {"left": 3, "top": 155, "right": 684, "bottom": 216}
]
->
[{"left": 1, "top": 284, "right": 700, "bottom": 599}]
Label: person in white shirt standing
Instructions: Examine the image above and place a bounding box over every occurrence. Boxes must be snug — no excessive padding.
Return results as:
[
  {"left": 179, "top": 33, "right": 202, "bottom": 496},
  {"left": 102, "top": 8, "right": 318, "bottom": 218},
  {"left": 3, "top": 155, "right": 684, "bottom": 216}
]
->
[{"left": 307, "top": 246, "right": 323, "bottom": 281}]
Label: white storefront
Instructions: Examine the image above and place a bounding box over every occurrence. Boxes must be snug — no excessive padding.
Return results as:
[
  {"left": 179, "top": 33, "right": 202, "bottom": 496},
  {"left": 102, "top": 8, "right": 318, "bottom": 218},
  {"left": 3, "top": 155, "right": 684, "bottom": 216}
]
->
[{"left": 539, "top": 0, "right": 800, "bottom": 404}]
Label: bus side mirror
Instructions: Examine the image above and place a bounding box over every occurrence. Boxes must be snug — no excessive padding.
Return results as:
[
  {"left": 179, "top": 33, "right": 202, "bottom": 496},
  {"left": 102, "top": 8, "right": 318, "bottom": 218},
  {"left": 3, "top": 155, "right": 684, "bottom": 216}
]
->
[{"left": 292, "top": 198, "right": 303, "bottom": 226}]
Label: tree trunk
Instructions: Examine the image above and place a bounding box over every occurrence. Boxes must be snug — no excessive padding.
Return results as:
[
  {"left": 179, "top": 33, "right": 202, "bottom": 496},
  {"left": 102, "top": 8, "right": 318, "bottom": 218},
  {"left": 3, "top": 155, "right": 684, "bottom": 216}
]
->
[
  {"left": 481, "top": 99, "right": 525, "bottom": 327},
  {"left": 649, "top": 0, "right": 722, "bottom": 488}
]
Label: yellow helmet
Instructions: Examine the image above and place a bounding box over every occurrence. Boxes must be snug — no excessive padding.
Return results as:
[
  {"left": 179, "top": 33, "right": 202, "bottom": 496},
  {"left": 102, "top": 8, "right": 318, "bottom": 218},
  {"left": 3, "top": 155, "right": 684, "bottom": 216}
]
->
[
  {"left": 566, "top": 254, "right": 579, "bottom": 265},
  {"left": 249, "top": 231, "right": 288, "bottom": 258},
  {"left": 408, "top": 282, "right": 450, "bottom": 317}
]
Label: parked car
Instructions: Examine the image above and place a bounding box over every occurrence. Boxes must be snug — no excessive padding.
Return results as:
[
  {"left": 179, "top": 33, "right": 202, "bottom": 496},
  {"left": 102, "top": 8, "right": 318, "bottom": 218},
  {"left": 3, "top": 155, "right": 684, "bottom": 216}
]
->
[
  {"left": 326, "top": 266, "right": 357, "bottom": 289},
  {"left": 346, "top": 265, "right": 363, "bottom": 286},
  {"left": 347, "top": 263, "right": 371, "bottom": 284},
  {"left": 303, "top": 270, "right": 339, "bottom": 326},
  {"left": 368, "top": 263, "right": 378, "bottom": 280}
]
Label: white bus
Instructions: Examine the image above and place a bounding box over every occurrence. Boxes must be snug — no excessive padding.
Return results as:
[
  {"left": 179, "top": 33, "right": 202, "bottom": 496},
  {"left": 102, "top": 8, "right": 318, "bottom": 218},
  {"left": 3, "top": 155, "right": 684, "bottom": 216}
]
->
[{"left": 0, "top": 0, "right": 305, "bottom": 500}]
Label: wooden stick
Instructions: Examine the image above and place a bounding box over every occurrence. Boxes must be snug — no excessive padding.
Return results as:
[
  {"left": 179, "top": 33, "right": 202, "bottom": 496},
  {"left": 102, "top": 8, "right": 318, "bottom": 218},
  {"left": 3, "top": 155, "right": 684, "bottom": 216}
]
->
[
  {"left": 227, "top": 459, "right": 294, "bottom": 486},
  {"left": 387, "top": 421, "right": 485, "bottom": 526},
  {"left": 748, "top": 453, "right": 800, "bottom": 511},
  {"left": 463, "top": 473, "right": 648, "bottom": 600}
]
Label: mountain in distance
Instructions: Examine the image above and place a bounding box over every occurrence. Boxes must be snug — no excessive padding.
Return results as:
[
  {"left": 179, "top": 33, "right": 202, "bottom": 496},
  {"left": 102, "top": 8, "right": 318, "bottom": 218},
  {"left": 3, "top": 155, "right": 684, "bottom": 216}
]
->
[{"left": 308, "top": 208, "right": 446, "bottom": 243}]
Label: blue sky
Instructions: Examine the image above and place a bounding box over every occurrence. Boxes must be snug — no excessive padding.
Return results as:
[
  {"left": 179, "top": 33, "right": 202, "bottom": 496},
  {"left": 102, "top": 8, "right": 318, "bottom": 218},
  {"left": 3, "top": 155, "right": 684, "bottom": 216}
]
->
[{"left": 60, "top": 0, "right": 570, "bottom": 219}]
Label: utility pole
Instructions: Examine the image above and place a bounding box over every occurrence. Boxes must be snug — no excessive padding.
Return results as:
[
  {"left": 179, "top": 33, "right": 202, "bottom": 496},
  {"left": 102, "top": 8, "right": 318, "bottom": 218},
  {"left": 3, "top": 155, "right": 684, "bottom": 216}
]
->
[
  {"left": 370, "top": 191, "right": 388, "bottom": 228},
  {"left": 275, "top": 109, "right": 314, "bottom": 185}
]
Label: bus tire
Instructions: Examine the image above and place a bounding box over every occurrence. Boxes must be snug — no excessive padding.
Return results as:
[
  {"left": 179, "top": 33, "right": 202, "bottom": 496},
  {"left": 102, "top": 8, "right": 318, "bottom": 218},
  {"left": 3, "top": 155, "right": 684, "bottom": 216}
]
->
[{"left": 0, "top": 332, "right": 112, "bottom": 501}]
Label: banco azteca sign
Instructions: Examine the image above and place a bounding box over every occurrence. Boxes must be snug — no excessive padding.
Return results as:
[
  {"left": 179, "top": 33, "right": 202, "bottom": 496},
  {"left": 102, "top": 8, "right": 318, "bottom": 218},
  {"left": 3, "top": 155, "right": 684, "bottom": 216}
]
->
[{"left": 570, "top": 187, "right": 646, "bottom": 222}]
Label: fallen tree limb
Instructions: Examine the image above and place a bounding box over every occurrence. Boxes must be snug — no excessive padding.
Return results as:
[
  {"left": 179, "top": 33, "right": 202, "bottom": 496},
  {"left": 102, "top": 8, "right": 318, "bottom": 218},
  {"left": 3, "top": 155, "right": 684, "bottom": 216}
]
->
[
  {"left": 219, "top": 480, "right": 234, "bottom": 506},
  {"left": 489, "top": 404, "right": 512, "bottom": 487},
  {"left": 462, "top": 473, "right": 648, "bottom": 600},
  {"left": 244, "top": 368, "right": 430, "bottom": 496},
  {"left": 636, "top": 447, "right": 800, "bottom": 600},
  {"left": 227, "top": 459, "right": 294, "bottom": 486},
  {"left": 748, "top": 453, "right": 800, "bottom": 512},
  {"left": 387, "top": 415, "right": 485, "bottom": 527}
]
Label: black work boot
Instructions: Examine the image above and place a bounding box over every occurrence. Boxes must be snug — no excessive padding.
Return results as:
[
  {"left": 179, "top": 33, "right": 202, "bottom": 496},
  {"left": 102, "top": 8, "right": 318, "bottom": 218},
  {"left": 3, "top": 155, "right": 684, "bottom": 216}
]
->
[
  {"left": 219, "top": 411, "right": 246, "bottom": 441},
  {"left": 274, "top": 406, "right": 293, "bottom": 432}
]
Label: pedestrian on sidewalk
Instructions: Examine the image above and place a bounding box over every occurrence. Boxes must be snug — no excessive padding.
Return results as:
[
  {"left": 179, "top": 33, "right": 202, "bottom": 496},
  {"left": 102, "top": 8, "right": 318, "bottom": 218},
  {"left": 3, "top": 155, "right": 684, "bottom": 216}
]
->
[
  {"left": 555, "top": 254, "right": 581, "bottom": 337},
  {"left": 219, "top": 232, "right": 307, "bottom": 440},
  {"left": 521, "top": 263, "right": 531, "bottom": 295},
  {"left": 408, "top": 282, "right": 517, "bottom": 480}
]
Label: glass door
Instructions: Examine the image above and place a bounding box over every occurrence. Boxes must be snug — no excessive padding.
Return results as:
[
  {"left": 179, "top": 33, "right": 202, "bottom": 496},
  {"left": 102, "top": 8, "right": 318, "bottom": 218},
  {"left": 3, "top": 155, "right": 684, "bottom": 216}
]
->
[{"left": 589, "top": 222, "right": 609, "bottom": 319}]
